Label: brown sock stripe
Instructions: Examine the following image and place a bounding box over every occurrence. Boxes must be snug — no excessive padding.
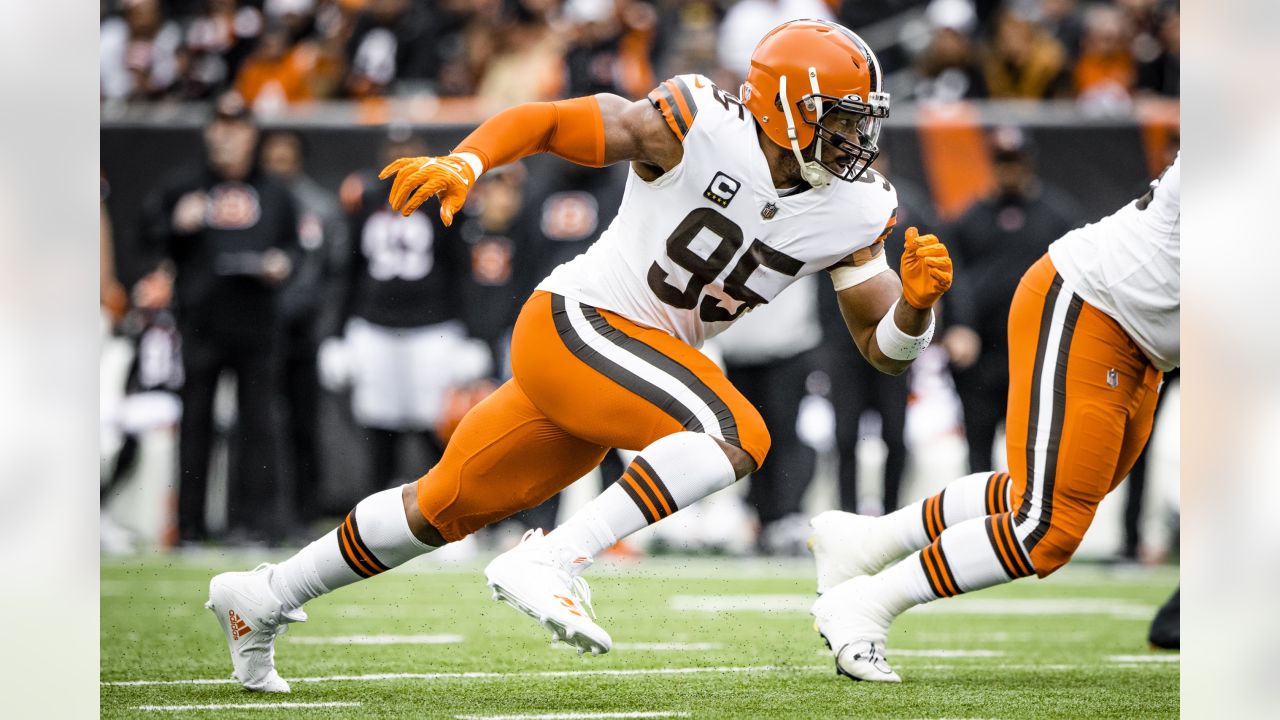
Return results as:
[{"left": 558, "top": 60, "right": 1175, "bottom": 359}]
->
[
  {"left": 631, "top": 457, "right": 676, "bottom": 518},
  {"left": 337, "top": 516, "right": 377, "bottom": 578},
  {"left": 923, "top": 494, "right": 944, "bottom": 542},
  {"left": 985, "top": 473, "right": 998, "bottom": 515},
  {"left": 999, "top": 514, "right": 1034, "bottom": 577},
  {"left": 617, "top": 471, "right": 660, "bottom": 524},
  {"left": 997, "top": 473, "right": 1012, "bottom": 513},
  {"left": 345, "top": 512, "right": 389, "bottom": 574},
  {"left": 927, "top": 489, "right": 948, "bottom": 541},
  {"left": 919, "top": 547, "right": 947, "bottom": 599},
  {"left": 932, "top": 541, "right": 961, "bottom": 597},
  {"left": 984, "top": 516, "right": 1020, "bottom": 580}
]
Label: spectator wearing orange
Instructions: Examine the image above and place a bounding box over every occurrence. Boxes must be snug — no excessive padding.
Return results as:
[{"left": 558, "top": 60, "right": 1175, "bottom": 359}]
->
[
  {"left": 235, "top": 24, "right": 320, "bottom": 111},
  {"left": 982, "top": 6, "right": 1068, "bottom": 99},
  {"left": 1073, "top": 5, "right": 1136, "bottom": 105}
]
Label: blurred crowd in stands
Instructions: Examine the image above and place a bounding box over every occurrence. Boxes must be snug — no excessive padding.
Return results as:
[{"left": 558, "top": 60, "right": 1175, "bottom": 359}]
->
[{"left": 102, "top": 0, "right": 1179, "bottom": 114}]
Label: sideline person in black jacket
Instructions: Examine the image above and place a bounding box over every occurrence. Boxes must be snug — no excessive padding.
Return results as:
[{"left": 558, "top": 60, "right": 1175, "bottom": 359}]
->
[
  {"left": 941, "top": 128, "right": 1082, "bottom": 471},
  {"left": 137, "top": 93, "right": 300, "bottom": 544}
]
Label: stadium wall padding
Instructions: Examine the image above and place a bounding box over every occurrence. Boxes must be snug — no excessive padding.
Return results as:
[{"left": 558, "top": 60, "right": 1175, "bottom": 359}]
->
[{"left": 101, "top": 120, "right": 1169, "bottom": 284}]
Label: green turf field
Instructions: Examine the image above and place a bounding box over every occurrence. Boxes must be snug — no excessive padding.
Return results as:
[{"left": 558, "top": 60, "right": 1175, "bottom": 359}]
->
[{"left": 102, "top": 552, "right": 1179, "bottom": 719}]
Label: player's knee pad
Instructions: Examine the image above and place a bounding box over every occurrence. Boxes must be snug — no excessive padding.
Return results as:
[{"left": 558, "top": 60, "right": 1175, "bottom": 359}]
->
[
  {"left": 1028, "top": 535, "right": 1082, "bottom": 578},
  {"left": 414, "top": 459, "right": 505, "bottom": 544},
  {"left": 732, "top": 406, "right": 771, "bottom": 471}
]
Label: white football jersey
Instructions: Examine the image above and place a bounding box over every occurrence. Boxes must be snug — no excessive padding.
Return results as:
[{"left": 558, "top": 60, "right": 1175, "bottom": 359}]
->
[
  {"left": 538, "top": 74, "right": 898, "bottom": 348},
  {"left": 1049, "top": 154, "right": 1180, "bottom": 371}
]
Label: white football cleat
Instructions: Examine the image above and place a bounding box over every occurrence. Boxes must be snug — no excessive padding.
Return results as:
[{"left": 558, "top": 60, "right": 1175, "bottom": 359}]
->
[
  {"left": 811, "top": 575, "right": 901, "bottom": 683},
  {"left": 484, "top": 529, "right": 612, "bottom": 656},
  {"left": 206, "top": 564, "right": 306, "bottom": 693},
  {"left": 808, "top": 511, "right": 896, "bottom": 595},
  {"left": 834, "top": 640, "right": 901, "bottom": 683}
]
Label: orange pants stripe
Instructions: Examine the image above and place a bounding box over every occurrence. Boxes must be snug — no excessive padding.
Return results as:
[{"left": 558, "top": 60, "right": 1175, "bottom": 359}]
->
[
  {"left": 1004, "top": 255, "right": 1163, "bottom": 577},
  {"left": 416, "top": 291, "right": 768, "bottom": 542}
]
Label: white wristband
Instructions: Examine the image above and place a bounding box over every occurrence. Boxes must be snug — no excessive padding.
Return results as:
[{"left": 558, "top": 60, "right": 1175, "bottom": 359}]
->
[
  {"left": 875, "top": 299, "right": 935, "bottom": 361},
  {"left": 454, "top": 152, "right": 485, "bottom": 179}
]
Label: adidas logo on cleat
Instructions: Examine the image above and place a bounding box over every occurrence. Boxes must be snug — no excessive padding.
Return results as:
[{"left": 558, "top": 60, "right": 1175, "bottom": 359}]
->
[
  {"left": 554, "top": 594, "right": 584, "bottom": 617},
  {"left": 228, "top": 609, "right": 253, "bottom": 640}
]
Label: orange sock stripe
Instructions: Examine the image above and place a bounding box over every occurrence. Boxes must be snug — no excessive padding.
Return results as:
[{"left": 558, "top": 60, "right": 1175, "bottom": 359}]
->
[
  {"left": 338, "top": 519, "right": 376, "bottom": 578},
  {"left": 999, "top": 515, "right": 1034, "bottom": 577},
  {"left": 932, "top": 489, "right": 948, "bottom": 539},
  {"left": 932, "top": 542, "right": 961, "bottom": 597},
  {"left": 343, "top": 514, "right": 388, "bottom": 576},
  {"left": 919, "top": 547, "right": 946, "bottom": 598},
  {"left": 630, "top": 462, "right": 673, "bottom": 518},
  {"left": 1001, "top": 473, "right": 1012, "bottom": 513},
  {"left": 985, "top": 473, "right": 999, "bottom": 515},
  {"left": 922, "top": 496, "right": 940, "bottom": 541},
  {"left": 623, "top": 472, "right": 662, "bottom": 523},
  {"left": 985, "top": 517, "right": 1019, "bottom": 579},
  {"left": 616, "top": 471, "right": 658, "bottom": 524}
]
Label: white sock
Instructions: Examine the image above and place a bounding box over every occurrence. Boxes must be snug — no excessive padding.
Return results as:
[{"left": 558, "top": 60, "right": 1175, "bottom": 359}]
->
[
  {"left": 547, "top": 432, "right": 736, "bottom": 556},
  {"left": 872, "top": 471, "right": 1013, "bottom": 562},
  {"left": 270, "top": 485, "right": 434, "bottom": 609},
  {"left": 864, "top": 513, "right": 1034, "bottom": 620}
]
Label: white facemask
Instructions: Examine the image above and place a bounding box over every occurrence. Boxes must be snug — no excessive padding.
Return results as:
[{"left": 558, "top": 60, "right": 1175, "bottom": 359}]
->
[{"left": 778, "top": 70, "right": 832, "bottom": 188}]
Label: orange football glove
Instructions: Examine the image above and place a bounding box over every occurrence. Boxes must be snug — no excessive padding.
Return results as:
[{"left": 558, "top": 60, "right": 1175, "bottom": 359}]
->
[
  {"left": 378, "top": 154, "right": 477, "bottom": 224},
  {"left": 900, "top": 226, "right": 953, "bottom": 309}
]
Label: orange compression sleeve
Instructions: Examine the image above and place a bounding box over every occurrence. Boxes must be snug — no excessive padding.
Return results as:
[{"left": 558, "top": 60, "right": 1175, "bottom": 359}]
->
[{"left": 454, "top": 96, "right": 605, "bottom": 172}]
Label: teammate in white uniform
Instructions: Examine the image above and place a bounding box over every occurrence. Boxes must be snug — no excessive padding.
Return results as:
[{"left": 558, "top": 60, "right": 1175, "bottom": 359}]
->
[
  {"left": 808, "top": 156, "right": 1180, "bottom": 683},
  {"left": 204, "top": 20, "right": 954, "bottom": 692},
  {"left": 1050, "top": 154, "right": 1180, "bottom": 372}
]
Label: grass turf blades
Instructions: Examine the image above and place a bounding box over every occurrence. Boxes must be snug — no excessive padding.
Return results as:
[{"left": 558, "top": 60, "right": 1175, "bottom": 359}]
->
[{"left": 102, "top": 554, "right": 1178, "bottom": 719}]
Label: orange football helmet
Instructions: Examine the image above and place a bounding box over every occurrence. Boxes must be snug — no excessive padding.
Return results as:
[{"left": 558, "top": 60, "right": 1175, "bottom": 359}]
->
[{"left": 742, "top": 19, "right": 890, "bottom": 187}]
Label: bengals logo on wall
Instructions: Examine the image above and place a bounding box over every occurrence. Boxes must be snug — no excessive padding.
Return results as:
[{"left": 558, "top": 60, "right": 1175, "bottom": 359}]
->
[
  {"left": 540, "top": 191, "right": 598, "bottom": 241},
  {"left": 471, "top": 236, "right": 513, "bottom": 286},
  {"left": 206, "top": 183, "right": 262, "bottom": 230}
]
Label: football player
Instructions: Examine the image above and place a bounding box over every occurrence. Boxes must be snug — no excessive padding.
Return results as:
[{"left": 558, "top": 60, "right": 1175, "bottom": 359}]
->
[
  {"left": 808, "top": 155, "right": 1180, "bottom": 682},
  {"left": 206, "top": 19, "right": 953, "bottom": 692}
]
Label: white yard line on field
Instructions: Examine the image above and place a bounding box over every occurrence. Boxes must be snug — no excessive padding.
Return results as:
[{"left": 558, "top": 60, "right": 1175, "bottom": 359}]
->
[
  {"left": 889, "top": 649, "right": 1006, "bottom": 658},
  {"left": 106, "top": 658, "right": 1177, "bottom": 690},
  {"left": 104, "top": 665, "right": 829, "bottom": 688},
  {"left": 453, "top": 707, "right": 691, "bottom": 712},
  {"left": 669, "top": 594, "right": 1156, "bottom": 619},
  {"left": 1108, "top": 654, "right": 1180, "bottom": 663},
  {"left": 135, "top": 702, "right": 361, "bottom": 712},
  {"left": 552, "top": 642, "right": 721, "bottom": 652},
  {"left": 288, "top": 634, "right": 464, "bottom": 645},
  {"left": 813, "top": 648, "right": 1006, "bottom": 658}
]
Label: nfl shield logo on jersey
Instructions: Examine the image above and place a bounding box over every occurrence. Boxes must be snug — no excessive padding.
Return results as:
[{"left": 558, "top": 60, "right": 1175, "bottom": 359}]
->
[
  {"left": 760, "top": 202, "right": 778, "bottom": 219},
  {"left": 703, "top": 171, "right": 741, "bottom": 208}
]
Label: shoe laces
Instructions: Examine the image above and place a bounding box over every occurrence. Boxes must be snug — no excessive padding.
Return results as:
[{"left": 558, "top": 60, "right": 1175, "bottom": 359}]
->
[
  {"left": 844, "top": 641, "right": 889, "bottom": 670},
  {"left": 570, "top": 575, "right": 596, "bottom": 621},
  {"left": 518, "top": 528, "right": 597, "bottom": 619}
]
